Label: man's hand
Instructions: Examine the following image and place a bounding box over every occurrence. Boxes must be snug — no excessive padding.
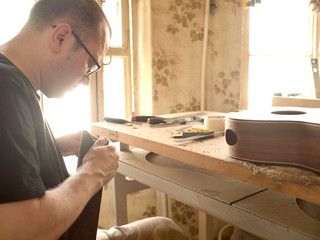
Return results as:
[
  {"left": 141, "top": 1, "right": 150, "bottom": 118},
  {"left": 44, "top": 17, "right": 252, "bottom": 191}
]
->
[
  {"left": 79, "top": 137, "right": 119, "bottom": 187},
  {"left": 56, "top": 131, "right": 98, "bottom": 156},
  {"left": 0, "top": 136, "right": 118, "bottom": 240}
]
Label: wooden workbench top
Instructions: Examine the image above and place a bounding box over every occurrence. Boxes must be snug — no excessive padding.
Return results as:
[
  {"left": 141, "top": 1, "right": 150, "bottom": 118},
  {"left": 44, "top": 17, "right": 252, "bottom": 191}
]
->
[{"left": 91, "top": 112, "right": 320, "bottom": 205}]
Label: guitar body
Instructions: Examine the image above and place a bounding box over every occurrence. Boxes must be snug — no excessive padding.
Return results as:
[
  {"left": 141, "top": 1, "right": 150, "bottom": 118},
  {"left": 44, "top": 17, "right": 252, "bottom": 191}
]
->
[
  {"left": 66, "top": 189, "right": 102, "bottom": 240},
  {"left": 63, "top": 130, "right": 102, "bottom": 240},
  {"left": 225, "top": 108, "right": 320, "bottom": 173}
]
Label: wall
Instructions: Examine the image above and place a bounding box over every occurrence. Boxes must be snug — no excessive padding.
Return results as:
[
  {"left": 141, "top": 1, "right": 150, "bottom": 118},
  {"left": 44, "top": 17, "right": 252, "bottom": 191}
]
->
[
  {"left": 133, "top": 0, "right": 243, "bottom": 115},
  {"left": 205, "top": 0, "right": 243, "bottom": 112}
]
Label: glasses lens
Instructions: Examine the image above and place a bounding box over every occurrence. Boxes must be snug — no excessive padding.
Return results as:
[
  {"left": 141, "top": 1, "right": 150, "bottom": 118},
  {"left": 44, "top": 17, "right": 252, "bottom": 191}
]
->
[
  {"left": 85, "top": 65, "right": 99, "bottom": 77},
  {"left": 90, "top": 65, "right": 99, "bottom": 73}
]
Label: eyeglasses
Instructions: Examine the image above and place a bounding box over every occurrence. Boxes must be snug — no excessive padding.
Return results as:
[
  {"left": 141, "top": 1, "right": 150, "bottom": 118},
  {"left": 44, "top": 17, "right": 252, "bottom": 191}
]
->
[
  {"left": 51, "top": 25, "right": 101, "bottom": 77},
  {"left": 71, "top": 31, "right": 101, "bottom": 77}
]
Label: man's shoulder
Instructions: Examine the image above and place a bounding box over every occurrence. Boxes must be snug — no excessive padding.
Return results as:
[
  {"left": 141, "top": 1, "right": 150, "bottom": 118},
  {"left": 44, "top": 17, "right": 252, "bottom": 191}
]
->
[
  {"left": 0, "top": 55, "right": 36, "bottom": 98},
  {"left": 0, "top": 56, "right": 25, "bottom": 85}
]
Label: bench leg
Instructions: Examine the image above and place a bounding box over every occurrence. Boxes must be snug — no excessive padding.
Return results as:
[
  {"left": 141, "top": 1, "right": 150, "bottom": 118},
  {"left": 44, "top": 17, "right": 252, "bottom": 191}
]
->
[
  {"left": 108, "top": 174, "right": 129, "bottom": 226},
  {"left": 108, "top": 173, "right": 150, "bottom": 226},
  {"left": 198, "top": 210, "right": 214, "bottom": 240}
]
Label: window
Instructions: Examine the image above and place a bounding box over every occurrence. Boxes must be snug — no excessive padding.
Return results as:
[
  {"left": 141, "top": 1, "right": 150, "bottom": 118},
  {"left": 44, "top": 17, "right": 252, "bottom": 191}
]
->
[
  {"left": 101, "top": 0, "right": 132, "bottom": 119},
  {"left": 242, "top": 0, "right": 319, "bottom": 110}
]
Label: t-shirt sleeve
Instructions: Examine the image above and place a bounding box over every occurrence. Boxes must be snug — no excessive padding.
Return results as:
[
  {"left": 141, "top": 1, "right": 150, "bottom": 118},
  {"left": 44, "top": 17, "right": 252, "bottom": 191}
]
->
[{"left": 0, "top": 80, "right": 45, "bottom": 203}]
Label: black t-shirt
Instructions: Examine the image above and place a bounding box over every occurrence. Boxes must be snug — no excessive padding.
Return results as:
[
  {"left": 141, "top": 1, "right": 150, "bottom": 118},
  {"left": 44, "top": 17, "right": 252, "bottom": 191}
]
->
[{"left": 0, "top": 53, "right": 70, "bottom": 203}]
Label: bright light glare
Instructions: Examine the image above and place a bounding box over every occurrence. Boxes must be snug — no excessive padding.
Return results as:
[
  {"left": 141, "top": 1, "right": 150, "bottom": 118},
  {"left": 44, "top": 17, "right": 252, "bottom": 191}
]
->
[
  {"left": 103, "top": 57, "right": 126, "bottom": 118},
  {"left": 249, "top": 0, "right": 310, "bottom": 55},
  {"left": 0, "top": 1, "right": 34, "bottom": 44},
  {"left": 44, "top": 85, "right": 91, "bottom": 137},
  {"left": 103, "top": 0, "right": 123, "bottom": 47},
  {"left": 249, "top": 56, "right": 314, "bottom": 109},
  {"left": 248, "top": 0, "right": 313, "bottom": 110},
  {"left": 44, "top": 85, "right": 91, "bottom": 174}
]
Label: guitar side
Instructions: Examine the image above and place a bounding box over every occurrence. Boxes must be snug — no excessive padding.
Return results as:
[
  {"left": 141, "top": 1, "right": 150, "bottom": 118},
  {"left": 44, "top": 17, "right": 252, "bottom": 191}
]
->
[{"left": 225, "top": 110, "right": 320, "bottom": 173}]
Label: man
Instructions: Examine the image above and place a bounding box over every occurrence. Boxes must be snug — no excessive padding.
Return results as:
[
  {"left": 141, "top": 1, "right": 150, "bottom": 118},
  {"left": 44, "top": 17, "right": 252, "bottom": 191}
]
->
[{"left": 0, "top": 0, "right": 188, "bottom": 240}]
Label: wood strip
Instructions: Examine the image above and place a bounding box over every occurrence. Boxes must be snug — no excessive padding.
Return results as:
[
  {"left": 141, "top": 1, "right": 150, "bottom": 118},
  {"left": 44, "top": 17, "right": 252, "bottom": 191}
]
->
[{"left": 200, "top": 0, "right": 210, "bottom": 111}]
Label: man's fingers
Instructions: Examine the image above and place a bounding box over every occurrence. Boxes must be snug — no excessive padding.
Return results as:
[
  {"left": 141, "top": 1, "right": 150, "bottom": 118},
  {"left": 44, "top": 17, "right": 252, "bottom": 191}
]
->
[
  {"left": 89, "top": 133, "right": 98, "bottom": 141},
  {"left": 94, "top": 137, "right": 110, "bottom": 146}
]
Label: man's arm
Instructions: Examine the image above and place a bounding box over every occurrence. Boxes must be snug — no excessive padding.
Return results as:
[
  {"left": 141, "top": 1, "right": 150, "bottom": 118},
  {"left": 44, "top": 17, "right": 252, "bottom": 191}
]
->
[{"left": 0, "top": 137, "right": 119, "bottom": 240}]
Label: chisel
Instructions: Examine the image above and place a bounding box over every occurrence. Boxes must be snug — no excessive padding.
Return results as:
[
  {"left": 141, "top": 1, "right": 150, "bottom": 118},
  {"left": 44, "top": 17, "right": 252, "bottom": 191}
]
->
[
  {"left": 104, "top": 116, "right": 140, "bottom": 125},
  {"left": 173, "top": 131, "right": 224, "bottom": 143},
  {"left": 147, "top": 113, "right": 206, "bottom": 124},
  {"left": 130, "top": 115, "right": 158, "bottom": 122}
]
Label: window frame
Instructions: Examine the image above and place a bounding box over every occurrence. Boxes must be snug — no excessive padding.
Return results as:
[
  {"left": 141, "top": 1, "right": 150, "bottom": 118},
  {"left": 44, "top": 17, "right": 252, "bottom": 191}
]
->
[
  {"left": 240, "top": 6, "right": 320, "bottom": 110},
  {"left": 90, "top": 0, "right": 133, "bottom": 122}
]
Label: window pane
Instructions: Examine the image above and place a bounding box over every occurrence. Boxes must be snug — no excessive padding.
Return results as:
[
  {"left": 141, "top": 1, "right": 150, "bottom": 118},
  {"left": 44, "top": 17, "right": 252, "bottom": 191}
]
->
[
  {"left": 103, "top": 57, "right": 126, "bottom": 118},
  {"left": 0, "top": 1, "right": 34, "bottom": 44},
  {"left": 249, "top": 0, "right": 311, "bottom": 56},
  {"left": 102, "top": 0, "right": 123, "bottom": 47},
  {"left": 248, "top": 56, "right": 314, "bottom": 109}
]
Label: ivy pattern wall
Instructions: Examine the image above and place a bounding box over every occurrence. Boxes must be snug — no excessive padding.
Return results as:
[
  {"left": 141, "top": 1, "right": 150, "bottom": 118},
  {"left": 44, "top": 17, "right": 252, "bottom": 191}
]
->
[
  {"left": 205, "top": 0, "right": 243, "bottom": 112},
  {"left": 151, "top": 0, "right": 204, "bottom": 114},
  {"left": 150, "top": 0, "right": 243, "bottom": 114}
]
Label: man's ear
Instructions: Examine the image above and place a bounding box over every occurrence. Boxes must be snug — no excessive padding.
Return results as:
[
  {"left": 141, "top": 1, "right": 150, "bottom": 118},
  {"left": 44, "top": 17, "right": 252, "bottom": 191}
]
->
[{"left": 49, "top": 23, "right": 73, "bottom": 54}]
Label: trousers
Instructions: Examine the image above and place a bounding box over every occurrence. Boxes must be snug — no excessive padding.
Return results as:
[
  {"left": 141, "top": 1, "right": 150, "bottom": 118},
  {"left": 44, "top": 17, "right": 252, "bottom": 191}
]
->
[{"left": 96, "top": 217, "right": 189, "bottom": 240}]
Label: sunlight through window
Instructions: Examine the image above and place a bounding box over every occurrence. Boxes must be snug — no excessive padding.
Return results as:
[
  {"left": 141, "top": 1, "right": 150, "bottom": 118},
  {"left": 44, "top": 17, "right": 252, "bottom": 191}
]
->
[
  {"left": 103, "top": 0, "right": 123, "bottom": 47},
  {"left": 103, "top": 57, "right": 126, "bottom": 118},
  {"left": 43, "top": 86, "right": 91, "bottom": 137},
  {"left": 248, "top": 0, "right": 314, "bottom": 110},
  {"left": 0, "top": 1, "right": 34, "bottom": 44}
]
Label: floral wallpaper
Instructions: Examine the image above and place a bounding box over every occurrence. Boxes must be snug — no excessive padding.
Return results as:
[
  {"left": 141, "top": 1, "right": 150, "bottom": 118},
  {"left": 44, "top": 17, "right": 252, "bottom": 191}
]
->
[
  {"left": 213, "top": 68, "right": 241, "bottom": 110},
  {"left": 171, "top": 200, "right": 198, "bottom": 239},
  {"left": 148, "top": 0, "right": 242, "bottom": 114},
  {"left": 150, "top": 0, "right": 203, "bottom": 114},
  {"left": 310, "top": 0, "right": 320, "bottom": 12},
  {"left": 205, "top": 0, "right": 243, "bottom": 112},
  {"left": 167, "top": 0, "right": 204, "bottom": 42},
  {"left": 152, "top": 44, "right": 178, "bottom": 103}
]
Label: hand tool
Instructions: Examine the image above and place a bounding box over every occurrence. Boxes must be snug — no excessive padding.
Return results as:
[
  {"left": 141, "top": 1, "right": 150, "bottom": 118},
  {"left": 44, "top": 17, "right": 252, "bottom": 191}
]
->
[
  {"left": 173, "top": 131, "right": 224, "bottom": 143},
  {"left": 149, "top": 119, "right": 187, "bottom": 127},
  {"left": 173, "top": 128, "right": 214, "bottom": 138},
  {"left": 148, "top": 113, "right": 206, "bottom": 124},
  {"left": 104, "top": 116, "right": 140, "bottom": 125},
  {"left": 130, "top": 115, "right": 158, "bottom": 122}
]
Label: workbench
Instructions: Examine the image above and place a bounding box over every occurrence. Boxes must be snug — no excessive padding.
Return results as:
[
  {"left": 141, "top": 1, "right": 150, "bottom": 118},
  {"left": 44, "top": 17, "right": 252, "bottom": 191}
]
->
[{"left": 91, "top": 112, "right": 320, "bottom": 240}]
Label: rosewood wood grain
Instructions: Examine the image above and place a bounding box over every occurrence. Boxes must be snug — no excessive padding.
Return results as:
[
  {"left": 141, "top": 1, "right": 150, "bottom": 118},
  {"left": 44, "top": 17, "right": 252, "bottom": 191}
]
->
[{"left": 225, "top": 109, "right": 320, "bottom": 173}]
